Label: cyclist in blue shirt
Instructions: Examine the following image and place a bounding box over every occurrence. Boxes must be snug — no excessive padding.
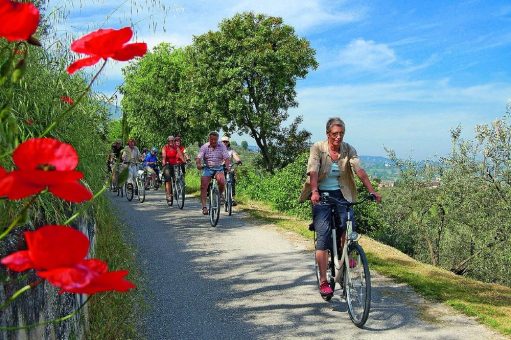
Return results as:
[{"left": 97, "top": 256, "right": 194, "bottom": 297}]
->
[{"left": 144, "top": 147, "right": 159, "bottom": 187}]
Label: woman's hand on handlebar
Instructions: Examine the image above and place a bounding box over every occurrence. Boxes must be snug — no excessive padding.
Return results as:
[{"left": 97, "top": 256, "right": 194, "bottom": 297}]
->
[{"left": 311, "top": 191, "right": 320, "bottom": 205}]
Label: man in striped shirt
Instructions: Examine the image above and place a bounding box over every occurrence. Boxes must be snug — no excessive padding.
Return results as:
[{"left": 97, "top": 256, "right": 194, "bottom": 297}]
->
[{"left": 196, "top": 131, "right": 231, "bottom": 215}]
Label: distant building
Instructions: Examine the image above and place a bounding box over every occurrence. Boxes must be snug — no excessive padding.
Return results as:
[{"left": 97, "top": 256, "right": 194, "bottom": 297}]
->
[{"left": 378, "top": 180, "right": 395, "bottom": 188}]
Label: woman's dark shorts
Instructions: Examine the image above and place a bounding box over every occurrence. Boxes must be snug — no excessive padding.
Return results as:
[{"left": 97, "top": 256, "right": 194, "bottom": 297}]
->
[
  {"left": 313, "top": 190, "right": 355, "bottom": 251},
  {"left": 162, "top": 164, "right": 175, "bottom": 182}
]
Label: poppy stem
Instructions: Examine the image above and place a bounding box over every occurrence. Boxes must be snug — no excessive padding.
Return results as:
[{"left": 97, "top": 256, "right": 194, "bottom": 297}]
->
[
  {"left": 0, "top": 278, "right": 43, "bottom": 311},
  {"left": 0, "top": 194, "right": 39, "bottom": 241},
  {"left": 0, "top": 296, "right": 92, "bottom": 331},
  {"left": 63, "top": 183, "right": 108, "bottom": 225},
  {"left": 39, "top": 59, "right": 108, "bottom": 138}
]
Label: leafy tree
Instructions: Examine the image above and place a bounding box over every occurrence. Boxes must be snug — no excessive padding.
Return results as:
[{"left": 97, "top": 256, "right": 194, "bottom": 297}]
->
[
  {"left": 120, "top": 43, "right": 214, "bottom": 148},
  {"left": 241, "top": 140, "right": 248, "bottom": 150},
  {"left": 188, "top": 12, "right": 317, "bottom": 172}
]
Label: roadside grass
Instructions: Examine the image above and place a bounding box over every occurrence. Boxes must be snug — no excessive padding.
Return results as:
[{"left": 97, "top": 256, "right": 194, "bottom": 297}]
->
[
  {"left": 86, "top": 196, "right": 146, "bottom": 340},
  {"left": 236, "top": 193, "right": 511, "bottom": 337}
]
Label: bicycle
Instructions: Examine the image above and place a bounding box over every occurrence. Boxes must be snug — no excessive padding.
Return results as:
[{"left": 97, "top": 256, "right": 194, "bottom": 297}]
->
[
  {"left": 312, "top": 192, "right": 375, "bottom": 328},
  {"left": 206, "top": 170, "right": 221, "bottom": 227},
  {"left": 224, "top": 162, "right": 239, "bottom": 216},
  {"left": 135, "top": 166, "right": 146, "bottom": 203},
  {"left": 171, "top": 164, "right": 185, "bottom": 209},
  {"left": 124, "top": 162, "right": 139, "bottom": 202}
]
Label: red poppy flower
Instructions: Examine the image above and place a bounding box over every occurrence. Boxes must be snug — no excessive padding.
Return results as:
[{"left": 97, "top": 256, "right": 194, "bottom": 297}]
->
[
  {"left": 0, "top": 138, "right": 92, "bottom": 202},
  {"left": 66, "top": 27, "right": 147, "bottom": 75},
  {"left": 1, "top": 225, "right": 136, "bottom": 295},
  {"left": 38, "top": 260, "right": 135, "bottom": 294},
  {"left": 61, "top": 96, "right": 74, "bottom": 105},
  {"left": 0, "top": 0, "right": 40, "bottom": 42}
]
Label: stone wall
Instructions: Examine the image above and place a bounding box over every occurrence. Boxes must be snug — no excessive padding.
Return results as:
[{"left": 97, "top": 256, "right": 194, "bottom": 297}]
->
[{"left": 0, "top": 216, "right": 95, "bottom": 340}]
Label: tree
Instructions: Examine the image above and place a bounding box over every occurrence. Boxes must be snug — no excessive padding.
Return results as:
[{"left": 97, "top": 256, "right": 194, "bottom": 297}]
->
[
  {"left": 120, "top": 43, "right": 215, "bottom": 148},
  {"left": 378, "top": 115, "right": 511, "bottom": 286},
  {"left": 241, "top": 140, "right": 248, "bottom": 150},
  {"left": 188, "top": 12, "right": 317, "bottom": 172}
]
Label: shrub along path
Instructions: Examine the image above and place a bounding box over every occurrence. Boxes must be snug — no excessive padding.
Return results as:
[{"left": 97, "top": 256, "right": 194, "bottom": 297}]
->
[{"left": 109, "top": 190, "right": 504, "bottom": 339}]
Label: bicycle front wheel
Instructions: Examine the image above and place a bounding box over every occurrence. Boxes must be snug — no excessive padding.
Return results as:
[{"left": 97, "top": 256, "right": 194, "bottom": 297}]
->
[
  {"left": 176, "top": 177, "right": 185, "bottom": 209},
  {"left": 137, "top": 178, "right": 145, "bottom": 203},
  {"left": 126, "top": 183, "right": 134, "bottom": 201},
  {"left": 344, "top": 242, "right": 371, "bottom": 328},
  {"left": 209, "top": 184, "right": 220, "bottom": 227}
]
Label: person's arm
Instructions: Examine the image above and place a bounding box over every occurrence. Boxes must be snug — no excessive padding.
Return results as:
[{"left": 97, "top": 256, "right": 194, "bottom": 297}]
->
[
  {"left": 310, "top": 171, "right": 320, "bottom": 204},
  {"left": 355, "top": 168, "right": 382, "bottom": 202},
  {"left": 348, "top": 144, "right": 381, "bottom": 203},
  {"left": 307, "top": 143, "right": 321, "bottom": 204},
  {"left": 161, "top": 147, "right": 166, "bottom": 166},
  {"left": 196, "top": 146, "right": 204, "bottom": 170},
  {"left": 232, "top": 150, "right": 242, "bottom": 164}
]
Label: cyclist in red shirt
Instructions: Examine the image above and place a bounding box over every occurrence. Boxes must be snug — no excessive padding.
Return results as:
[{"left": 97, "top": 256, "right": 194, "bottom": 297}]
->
[{"left": 162, "top": 135, "right": 179, "bottom": 202}]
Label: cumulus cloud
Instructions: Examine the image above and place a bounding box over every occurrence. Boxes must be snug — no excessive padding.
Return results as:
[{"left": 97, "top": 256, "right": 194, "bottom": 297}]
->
[{"left": 338, "top": 39, "right": 397, "bottom": 70}]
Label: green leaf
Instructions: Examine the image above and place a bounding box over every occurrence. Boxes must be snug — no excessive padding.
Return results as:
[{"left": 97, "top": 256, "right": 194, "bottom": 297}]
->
[{"left": 118, "top": 167, "right": 129, "bottom": 185}]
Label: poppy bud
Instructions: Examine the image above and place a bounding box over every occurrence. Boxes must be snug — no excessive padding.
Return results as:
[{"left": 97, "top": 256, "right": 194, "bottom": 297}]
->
[{"left": 11, "top": 59, "right": 26, "bottom": 83}]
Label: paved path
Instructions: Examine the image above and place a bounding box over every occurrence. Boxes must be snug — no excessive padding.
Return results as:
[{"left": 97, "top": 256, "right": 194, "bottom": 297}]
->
[{"left": 109, "top": 190, "right": 504, "bottom": 340}]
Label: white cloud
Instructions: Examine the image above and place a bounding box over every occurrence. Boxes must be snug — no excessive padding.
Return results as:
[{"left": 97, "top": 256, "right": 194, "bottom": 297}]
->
[
  {"left": 338, "top": 39, "right": 397, "bottom": 70},
  {"left": 229, "top": 0, "right": 365, "bottom": 32}
]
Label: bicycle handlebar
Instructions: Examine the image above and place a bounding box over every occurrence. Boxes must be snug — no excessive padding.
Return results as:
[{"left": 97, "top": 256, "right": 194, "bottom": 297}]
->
[{"left": 320, "top": 192, "right": 376, "bottom": 207}]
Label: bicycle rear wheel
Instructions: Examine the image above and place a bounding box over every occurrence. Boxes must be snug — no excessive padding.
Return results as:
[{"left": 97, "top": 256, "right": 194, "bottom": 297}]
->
[
  {"left": 225, "top": 183, "right": 233, "bottom": 215},
  {"left": 344, "top": 242, "right": 371, "bottom": 327},
  {"left": 209, "top": 182, "right": 220, "bottom": 227},
  {"left": 126, "top": 183, "right": 134, "bottom": 201}
]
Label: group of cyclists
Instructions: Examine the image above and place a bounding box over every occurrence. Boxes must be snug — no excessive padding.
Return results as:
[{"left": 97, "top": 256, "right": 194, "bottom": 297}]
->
[
  {"left": 107, "top": 118, "right": 384, "bottom": 323},
  {"left": 107, "top": 131, "right": 242, "bottom": 213}
]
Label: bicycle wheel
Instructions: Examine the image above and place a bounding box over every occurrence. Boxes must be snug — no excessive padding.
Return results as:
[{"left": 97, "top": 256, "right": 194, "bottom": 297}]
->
[
  {"left": 166, "top": 180, "right": 174, "bottom": 206},
  {"left": 137, "top": 177, "right": 145, "bottom": 203},
  {"left": 126, "top": 183, "right": 134, "bottom": 201},
  {"left": 344, "top": 243, "right": 371, "bottom": 327},
  {"left": 176, "top": 177, "right": 185, "bottom": 209},
  {"left": 209, "top": 182, "right": 220, "bottom": 227},
  {"left": 226, "top": 183, "right": 233, "bottom": 216},
  {"left": 314, "top": 248, "right": 336, "bottom": 301}
]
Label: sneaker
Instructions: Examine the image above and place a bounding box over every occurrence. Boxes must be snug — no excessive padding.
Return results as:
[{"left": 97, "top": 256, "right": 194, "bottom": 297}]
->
[
  {"left": 349, "top": 259, "right": 357, "bottom": 268},
  {"left": 319, "top": 281, "right": 333, "bottom": 296},
  {"left": 166, "top": 194, "right": 172, "bottom": 202},
  {"left": 232, "top": 200, "right": 238, "bottom": 206}
]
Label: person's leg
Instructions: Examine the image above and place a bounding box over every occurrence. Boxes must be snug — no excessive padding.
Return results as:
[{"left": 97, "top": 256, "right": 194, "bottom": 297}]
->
[
  {"left": 313, "top": 203, "right": 333, "bottom": 284},
  {"left": 200, "top": 176, "right": 210, "bottom": 211},
  {"left": 163, "top": 165, "right": 172, "bottom": 199},
  {"left": 216, "top": 171, "right": 226, "bottom": 202}
]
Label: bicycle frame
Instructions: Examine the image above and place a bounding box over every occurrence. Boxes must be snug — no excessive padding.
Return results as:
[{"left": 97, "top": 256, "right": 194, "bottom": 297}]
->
[{"left": 319, "top": 193, "right": 371, "bottom": 289}]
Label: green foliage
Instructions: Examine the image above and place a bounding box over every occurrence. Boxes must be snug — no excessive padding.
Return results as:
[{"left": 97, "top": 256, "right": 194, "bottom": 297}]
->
[
  {"left": 378, "top": 116, "right": 511, "bottom": 286},
  {"left": 121, "top": 43, "right": 213, "bottom": 148},
  {"left": 107, "top": 119, "right": 122, "bottom": 143},
  {"left": 188, "top": 12, "right": 317, "bottom": 172}
]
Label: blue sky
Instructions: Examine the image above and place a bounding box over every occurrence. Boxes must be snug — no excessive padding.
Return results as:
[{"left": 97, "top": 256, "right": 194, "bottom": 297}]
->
[{"left": 50, "top": 0, "right": 511, "bottom": 159}]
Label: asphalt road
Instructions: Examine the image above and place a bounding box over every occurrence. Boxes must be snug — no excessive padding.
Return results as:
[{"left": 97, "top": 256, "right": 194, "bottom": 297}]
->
[{"left": 109, "top": 190, "right": 504, "bottom": 340}]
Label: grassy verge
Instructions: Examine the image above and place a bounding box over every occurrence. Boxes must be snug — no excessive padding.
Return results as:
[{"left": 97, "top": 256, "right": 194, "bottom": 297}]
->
[
  {"left": 236, "top": 193, "right": 511, "bottom": 337},
  {"left": 86, "top": 196, "right": 146, "bottom": 340}
]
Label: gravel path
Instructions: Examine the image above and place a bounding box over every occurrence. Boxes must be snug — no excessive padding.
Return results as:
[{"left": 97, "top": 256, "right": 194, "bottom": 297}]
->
[{"left": 109, "top": 190, "right": 504, "bottom": 340}]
